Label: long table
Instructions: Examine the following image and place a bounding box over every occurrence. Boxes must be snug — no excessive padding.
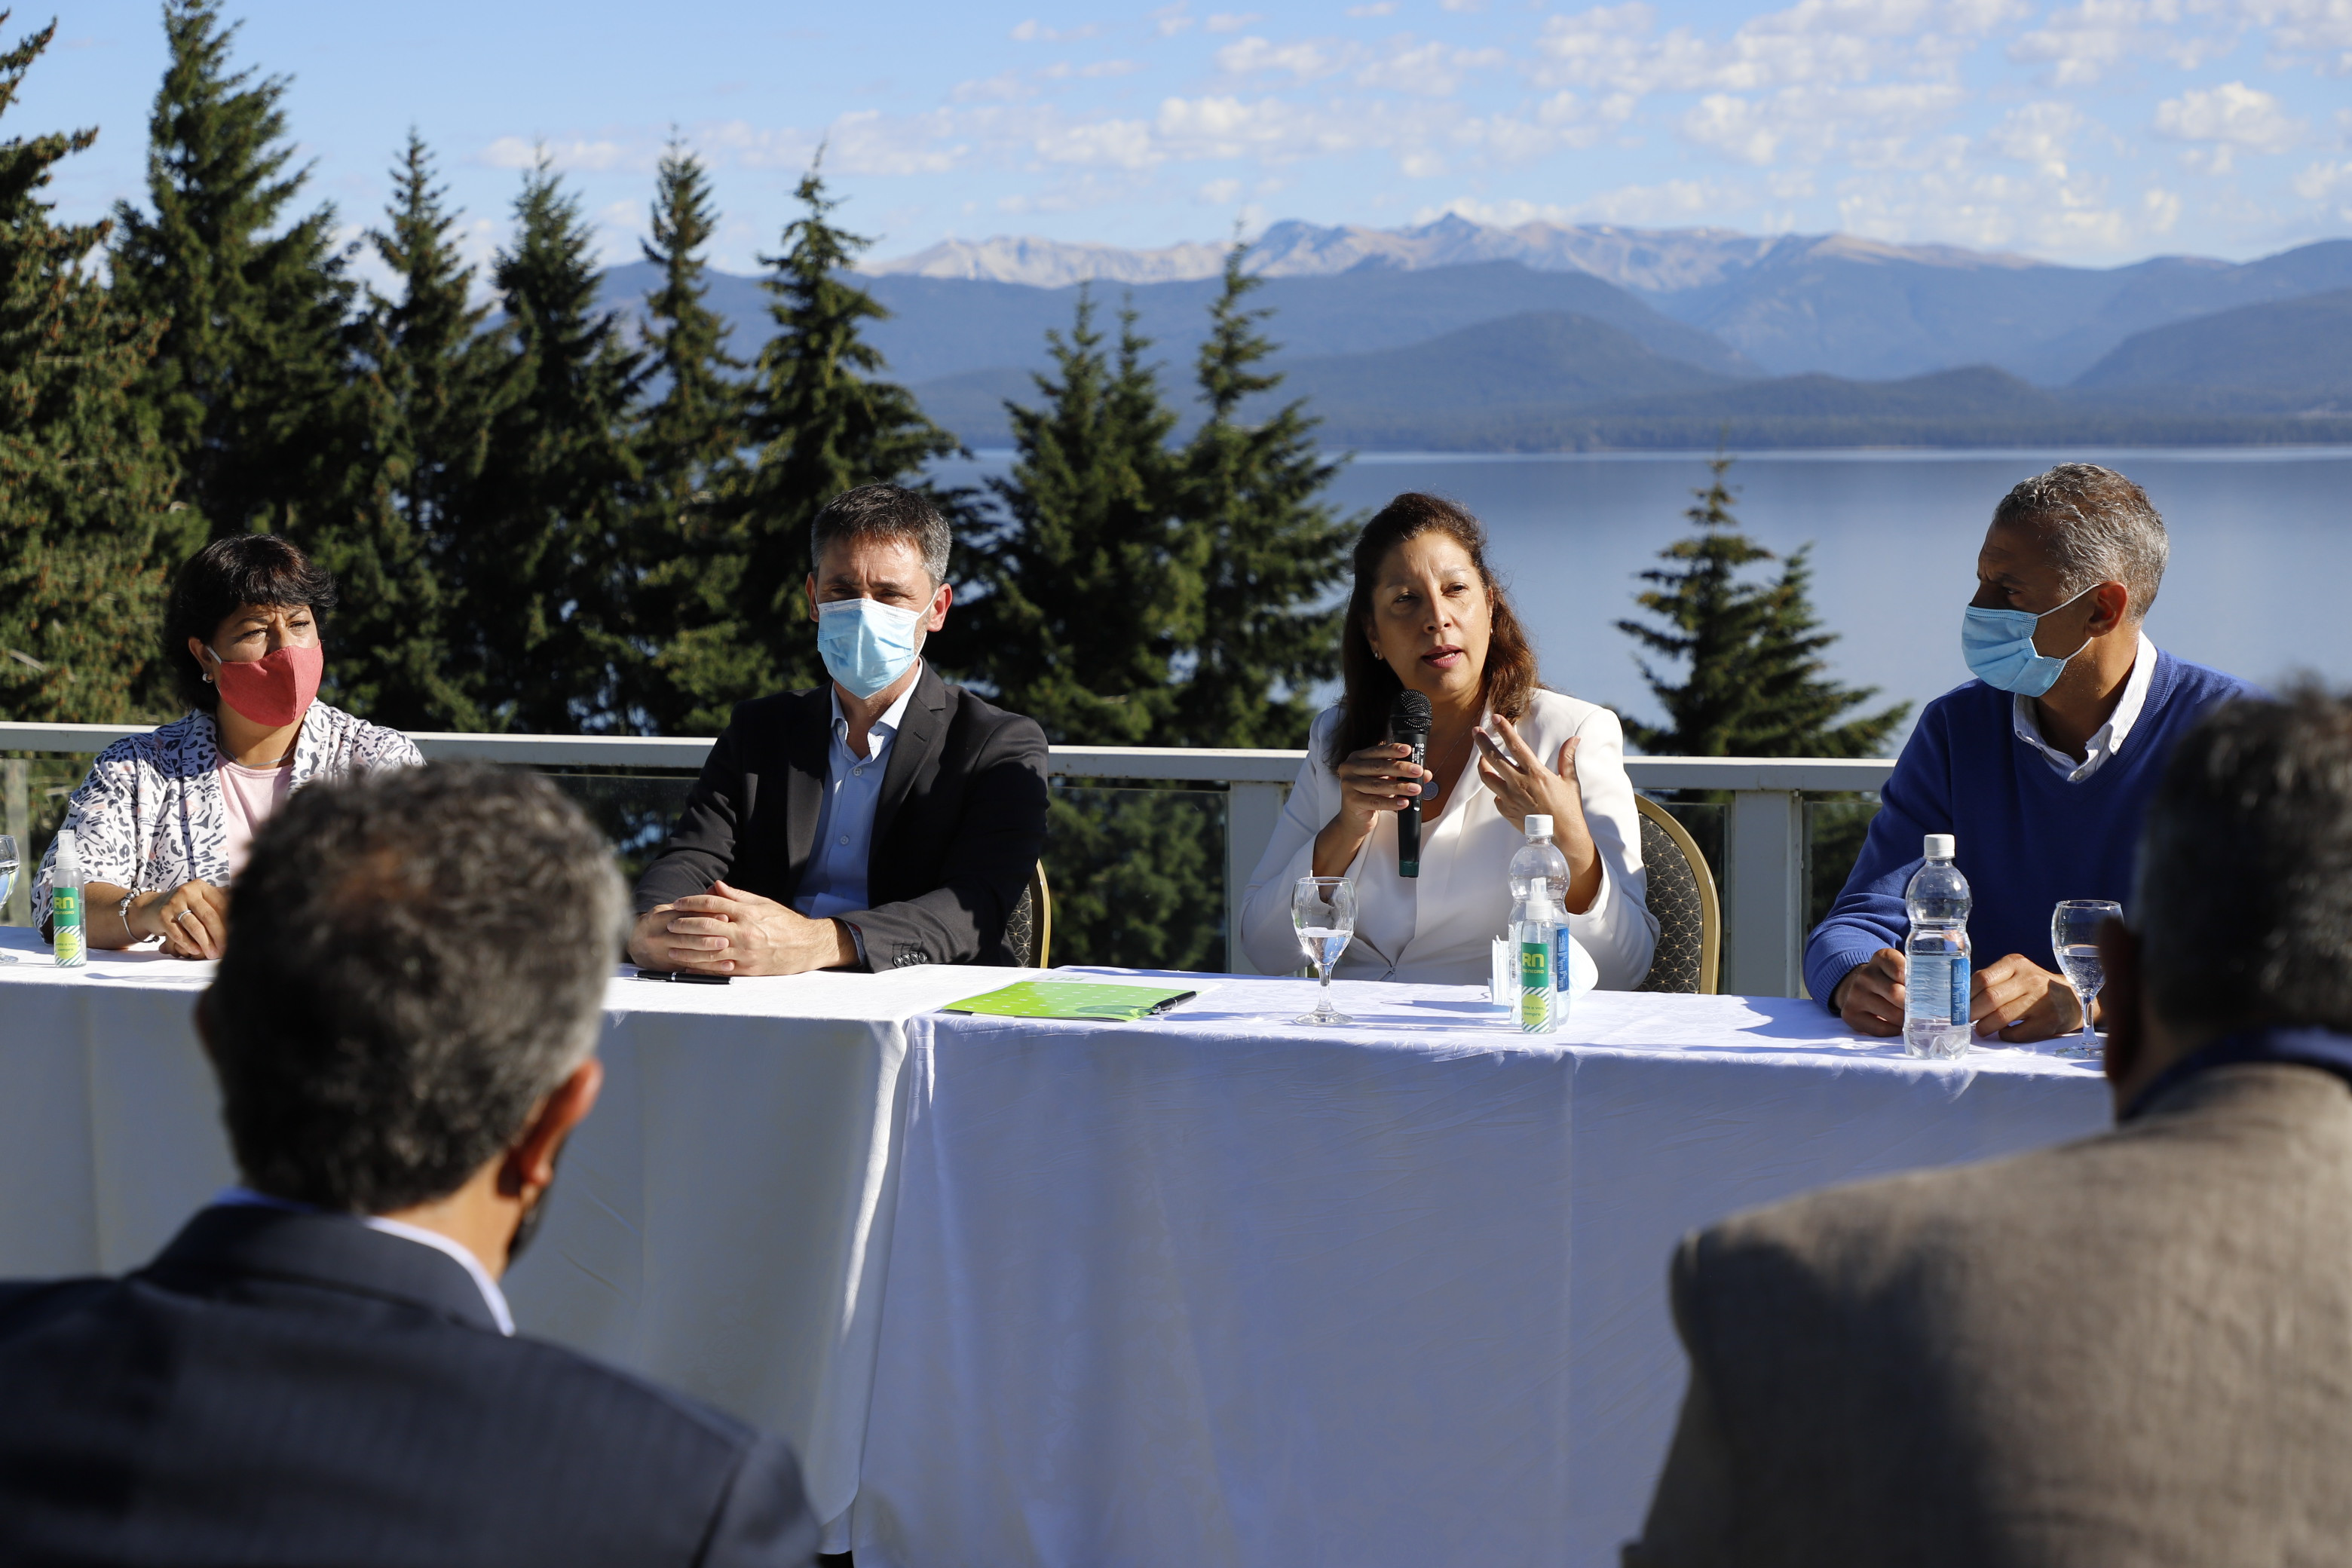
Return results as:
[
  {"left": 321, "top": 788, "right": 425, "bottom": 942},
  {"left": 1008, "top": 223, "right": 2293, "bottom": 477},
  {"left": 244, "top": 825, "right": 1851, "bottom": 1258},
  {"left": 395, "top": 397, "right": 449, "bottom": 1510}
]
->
[{"left": 0, "top": 932, "right": 2110, "bottom": 1564}]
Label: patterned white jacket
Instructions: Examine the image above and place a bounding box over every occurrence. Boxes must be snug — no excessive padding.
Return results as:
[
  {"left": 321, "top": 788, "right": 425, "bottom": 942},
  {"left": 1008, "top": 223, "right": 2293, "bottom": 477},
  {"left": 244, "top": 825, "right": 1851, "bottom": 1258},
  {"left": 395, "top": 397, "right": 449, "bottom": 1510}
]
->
[{"left": 33, "top": 704, "right": 422, "bottom": 936}]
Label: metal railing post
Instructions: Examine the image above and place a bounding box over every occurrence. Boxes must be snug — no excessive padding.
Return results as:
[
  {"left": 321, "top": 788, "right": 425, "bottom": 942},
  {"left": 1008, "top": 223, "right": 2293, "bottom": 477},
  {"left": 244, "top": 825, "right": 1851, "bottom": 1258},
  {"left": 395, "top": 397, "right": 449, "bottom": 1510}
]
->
[
  {"left": 3, "top": 758, "right": 26, "bottom": 926},
  {"left": 1726, "top": 789, "right": 1805, "bottom": 997},
  {"left": 1224, "top": 782, "right": 1288, "bottom": 975}
]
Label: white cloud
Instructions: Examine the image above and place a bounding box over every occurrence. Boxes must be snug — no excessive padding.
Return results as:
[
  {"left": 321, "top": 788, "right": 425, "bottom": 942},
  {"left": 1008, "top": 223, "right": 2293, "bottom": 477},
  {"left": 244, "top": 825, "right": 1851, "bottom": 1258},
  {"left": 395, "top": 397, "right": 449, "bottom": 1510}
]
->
[
  {"left": 1440, "top": 0, "right": 1488, "bottom": 12},
  {"left": 1346, "top": 1, "right": 1401, "bottom": 13},
  {"left": 1986, "top": 100, "right": 2090, "bottom": 176},
  {"left": 2007, "top": 0, "right": 2239, "bottom": 86},
  {"left": 1355, "top": 36, "right": 1509, "bottom": 93},
  {"left": 1151, "top": 2, "right": 1195, "bottom": 37},
  {"left": 2293, "top": 156, "right": 2352, "bottom": 215},
  {"left": 2237, "top": 0, "right": 2352, "bottom": 72},
  {"left": 1205, "top": 11, "right": 1264, "bottom": 31},
  {"left": 1678, "top": 81, "right": 1968, "bottom": 165},
  {"left": 1036, "top": 115, "right": 1163, "bottom": 168},
  {"left": 475, "top": 136, "right": 633, "bottom": 173},
  {"left": 1010, "top": 19, "right": 1104, "bottom": 41},
  {"left": 952, "top": 70, "right": 1034, "bottom": 102},
  {"left": 1215, "top": 35, "right": 1351, "bottom": 78},
  {"left": 2152, "top": 80, "right": 2303, "bottom": 173},
  {"left": 1040, "top": 58, "right": 1145, "bottom": 79},
  {"left": 1199, "top": 176, "right": 1244, "bottom": 201},
  {"left": 1537, "top": 0, "right": 2015, "bottom": 96}
]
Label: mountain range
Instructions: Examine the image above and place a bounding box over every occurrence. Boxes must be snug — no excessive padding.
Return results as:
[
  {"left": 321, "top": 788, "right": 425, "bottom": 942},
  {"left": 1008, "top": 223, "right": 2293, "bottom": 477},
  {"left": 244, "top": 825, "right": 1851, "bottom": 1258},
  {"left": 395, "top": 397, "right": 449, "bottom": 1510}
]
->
[{"left": 596, "top": 215, "right": 2352, "bottom": 452}]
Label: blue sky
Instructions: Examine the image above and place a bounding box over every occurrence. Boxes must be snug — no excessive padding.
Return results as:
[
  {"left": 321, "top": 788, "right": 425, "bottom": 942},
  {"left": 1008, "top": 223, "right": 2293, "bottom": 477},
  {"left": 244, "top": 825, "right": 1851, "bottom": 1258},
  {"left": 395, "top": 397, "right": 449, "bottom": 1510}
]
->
[{"left": 29, "top": 0, "right": 2352, "bottom": 278}]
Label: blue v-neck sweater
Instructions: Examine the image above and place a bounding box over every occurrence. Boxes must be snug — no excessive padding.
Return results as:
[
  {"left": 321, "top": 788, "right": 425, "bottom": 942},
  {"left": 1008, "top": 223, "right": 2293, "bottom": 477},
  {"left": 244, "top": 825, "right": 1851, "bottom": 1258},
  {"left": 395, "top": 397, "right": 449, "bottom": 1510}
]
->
[{"left": 1805, "top": 650, "right": 2259, "bottom": 1007}]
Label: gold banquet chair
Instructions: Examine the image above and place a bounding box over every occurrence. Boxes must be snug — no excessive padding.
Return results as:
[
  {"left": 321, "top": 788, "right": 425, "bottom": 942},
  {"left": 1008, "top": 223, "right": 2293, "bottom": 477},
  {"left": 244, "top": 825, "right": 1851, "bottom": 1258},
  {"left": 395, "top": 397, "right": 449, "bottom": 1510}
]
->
[
  {"left": 1004, "top": 860, "right": 1052, "bottom": 969},
  {"left": 1632, "top": 797, "right": 1720, "bottom": 995}
]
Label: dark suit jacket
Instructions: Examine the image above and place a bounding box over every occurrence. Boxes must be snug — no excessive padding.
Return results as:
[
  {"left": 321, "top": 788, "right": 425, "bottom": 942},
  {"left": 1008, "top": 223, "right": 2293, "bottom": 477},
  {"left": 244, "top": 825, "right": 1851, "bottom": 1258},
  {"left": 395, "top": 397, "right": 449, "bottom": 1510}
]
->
[
  {"left": 1625, "top": 1062, "right": 2352, "bottom": 1568},
  {"left": 634, "top": 661, "right": 1050, "bottom": 969},
  {"left": 0, "top": 1205, "right": 818, "bottom": 1568}
]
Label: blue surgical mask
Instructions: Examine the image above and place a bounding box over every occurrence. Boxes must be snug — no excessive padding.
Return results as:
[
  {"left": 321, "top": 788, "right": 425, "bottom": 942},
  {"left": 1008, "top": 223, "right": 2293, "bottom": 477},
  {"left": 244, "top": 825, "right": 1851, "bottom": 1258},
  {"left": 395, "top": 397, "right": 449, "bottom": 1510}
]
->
[
  {"left": 1960, "top": 583, "right": 2099, "bottom": 697},
  {"left": 816, "top": 596, "right": 926, "bottom": 699}
]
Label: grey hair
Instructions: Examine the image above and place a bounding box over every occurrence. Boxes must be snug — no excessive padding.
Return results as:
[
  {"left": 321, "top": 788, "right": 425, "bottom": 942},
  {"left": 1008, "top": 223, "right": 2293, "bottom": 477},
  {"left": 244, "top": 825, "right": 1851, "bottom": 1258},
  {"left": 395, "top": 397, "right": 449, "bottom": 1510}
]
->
[
  {"left": 206, "top": 763, "right": 625, "bottom": 1213},
  {"left": 1992, "top": 463, "right": 2170, "bottom": 621},
  {"left": 811, "top": 483, "right": 951, "bottom": 586},
  {"left": 2136, "top": 685, "right": 2352, "bottom": 1034}
]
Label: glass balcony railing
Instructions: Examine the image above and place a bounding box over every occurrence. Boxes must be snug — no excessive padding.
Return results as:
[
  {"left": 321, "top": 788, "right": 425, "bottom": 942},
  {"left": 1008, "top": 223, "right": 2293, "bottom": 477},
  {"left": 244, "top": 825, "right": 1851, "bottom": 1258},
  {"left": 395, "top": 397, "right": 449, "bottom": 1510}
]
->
[{"left": 1, "top": 725, "right": 1894, "bottom": 995}]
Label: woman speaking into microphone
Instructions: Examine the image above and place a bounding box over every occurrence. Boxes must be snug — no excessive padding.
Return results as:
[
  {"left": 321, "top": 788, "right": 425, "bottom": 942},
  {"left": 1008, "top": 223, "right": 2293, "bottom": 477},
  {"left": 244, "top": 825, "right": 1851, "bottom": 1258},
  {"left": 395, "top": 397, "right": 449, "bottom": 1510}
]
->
[{"left": 1239, "top": 494, "right": 1657, "bottom": 988}]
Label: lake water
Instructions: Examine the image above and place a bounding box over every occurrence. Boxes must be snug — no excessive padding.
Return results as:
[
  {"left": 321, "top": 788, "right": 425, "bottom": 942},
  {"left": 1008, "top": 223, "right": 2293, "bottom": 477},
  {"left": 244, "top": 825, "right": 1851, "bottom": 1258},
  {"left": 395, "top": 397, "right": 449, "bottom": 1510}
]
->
[{"left": 938, "top": 446, "right": 2352, "bottom": 744}]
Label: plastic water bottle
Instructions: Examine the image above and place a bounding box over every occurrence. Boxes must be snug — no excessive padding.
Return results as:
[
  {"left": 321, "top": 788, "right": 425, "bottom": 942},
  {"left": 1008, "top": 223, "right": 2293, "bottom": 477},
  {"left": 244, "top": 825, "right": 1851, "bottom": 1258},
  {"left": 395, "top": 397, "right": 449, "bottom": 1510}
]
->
[
  {"left": 1902, "top": 833, "right": 1971, "bottom": 1058},
  {"left": 52, "top": 828, "right": 85, "bottom": 969},
  {"left": 1509, "top": 815, "right": 1570, "bottom": 1034}
]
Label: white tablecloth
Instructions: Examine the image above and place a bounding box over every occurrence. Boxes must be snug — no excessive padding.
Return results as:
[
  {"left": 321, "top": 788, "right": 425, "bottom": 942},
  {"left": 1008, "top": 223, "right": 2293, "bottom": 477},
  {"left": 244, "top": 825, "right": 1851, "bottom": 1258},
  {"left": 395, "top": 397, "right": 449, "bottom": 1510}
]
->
[
  {"left": 852, "top": 970, "right": 2113, "bottom": 1568},
  {"left": 0, "top": 926, "right": 1037, "bottom": 1551},
  {"left": 0, "top": 933, "right": 2112, "bottom": 1564}
]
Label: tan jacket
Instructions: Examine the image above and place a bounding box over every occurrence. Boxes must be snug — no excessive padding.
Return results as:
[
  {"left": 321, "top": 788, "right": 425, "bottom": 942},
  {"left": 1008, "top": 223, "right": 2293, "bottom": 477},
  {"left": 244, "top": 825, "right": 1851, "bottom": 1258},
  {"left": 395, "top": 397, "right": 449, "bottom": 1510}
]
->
[{"left": 1627, "top": 1062, "right": 2352, "bottom": 1568}]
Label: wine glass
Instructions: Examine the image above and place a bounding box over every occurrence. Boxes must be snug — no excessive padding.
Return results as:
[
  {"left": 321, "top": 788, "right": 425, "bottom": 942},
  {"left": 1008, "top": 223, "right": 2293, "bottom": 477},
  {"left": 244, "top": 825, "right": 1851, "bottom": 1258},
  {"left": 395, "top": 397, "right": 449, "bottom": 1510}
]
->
[
  {"left": 2051, "top": 899, "right": 2121, "bottom": 1058},
  {"left": 0, "top": 835, "right": 17, "bottom": 962},
  {"left": 1291, "top": 876, "right": 1356, "bottom": 1026}
]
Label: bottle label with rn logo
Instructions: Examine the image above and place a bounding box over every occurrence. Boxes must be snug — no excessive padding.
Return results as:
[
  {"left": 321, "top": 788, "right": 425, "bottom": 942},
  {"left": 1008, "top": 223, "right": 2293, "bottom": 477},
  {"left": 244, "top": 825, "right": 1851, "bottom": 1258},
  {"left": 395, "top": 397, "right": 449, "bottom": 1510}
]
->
[
  {"left": 53, "top": 886, "right": 84, "bottom": 967},
  {"left": 1519, "top": 940, "right": 1553, "bottom": 1031}
]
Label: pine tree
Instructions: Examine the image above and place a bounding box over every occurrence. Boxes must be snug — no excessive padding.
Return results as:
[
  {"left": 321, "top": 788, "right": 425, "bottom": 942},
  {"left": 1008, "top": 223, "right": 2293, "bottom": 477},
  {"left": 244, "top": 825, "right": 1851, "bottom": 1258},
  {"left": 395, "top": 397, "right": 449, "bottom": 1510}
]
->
[
  {"left": 1618, "top": 453, "right": 1907, "bottom": 757},
  {"left": 953, "top": 290, "right": 1190, "bottom": 746},
  {"left": 0, "top": 19, "right": 184, "bottom": 724},
  {"left": 464, "top": 155, "right": 642, "bottom": 733},
  {"left": 109, "top": 0, "right": 355, "bottom": 541},
  {"left": 322, "top": 132, "right": 504, "bottom": 731},
  {"left": 1168, "top": 243, "right": 1351, "bottom": 749},
  {"left": 630, "top": 139, "right": 753, "bottom": 734},
  {"left": 720, "top": 164, "right": 958, "bottom": 699}
]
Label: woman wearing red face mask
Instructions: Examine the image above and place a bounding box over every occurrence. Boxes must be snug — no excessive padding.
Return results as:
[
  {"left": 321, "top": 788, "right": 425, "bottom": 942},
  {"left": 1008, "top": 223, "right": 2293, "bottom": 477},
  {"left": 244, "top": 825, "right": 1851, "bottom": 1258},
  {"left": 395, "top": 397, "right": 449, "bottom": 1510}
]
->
[{"left": 32, "top": 536, "right": 421, "bottom": 957}]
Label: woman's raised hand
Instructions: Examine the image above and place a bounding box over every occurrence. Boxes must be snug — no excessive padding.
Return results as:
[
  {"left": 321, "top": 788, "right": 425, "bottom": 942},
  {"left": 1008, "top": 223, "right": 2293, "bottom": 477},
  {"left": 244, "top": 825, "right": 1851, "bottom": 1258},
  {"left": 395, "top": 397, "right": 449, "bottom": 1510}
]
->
[
  {"left": 1312, "top": 742, "right": 1426, "bottom": 877},
  {"left": 1476, "top": 716, "right": 1605, "bottom": 914},
  {"left": 1334, "top": 742, "right": 1426, "bottom": 828}
]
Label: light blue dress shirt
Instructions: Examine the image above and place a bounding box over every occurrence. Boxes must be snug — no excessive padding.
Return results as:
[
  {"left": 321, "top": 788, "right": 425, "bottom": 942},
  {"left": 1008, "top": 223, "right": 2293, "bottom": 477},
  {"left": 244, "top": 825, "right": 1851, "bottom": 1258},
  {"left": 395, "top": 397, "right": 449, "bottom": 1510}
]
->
[{"left": 793, "top": 681, "right": 917, "bottom": 921}]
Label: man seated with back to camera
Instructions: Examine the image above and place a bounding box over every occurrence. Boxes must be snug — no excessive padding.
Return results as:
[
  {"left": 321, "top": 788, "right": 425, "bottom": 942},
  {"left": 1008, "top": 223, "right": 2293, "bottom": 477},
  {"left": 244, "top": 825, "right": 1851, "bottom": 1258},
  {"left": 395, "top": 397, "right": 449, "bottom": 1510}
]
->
[
  {"left": 1626, "top": 685, "right": 2352, "bottom": 1566},
  {"left": 1807, "top": 462, "right": 2258, "bottom": 1042},
  {"left": 629, "top": 484, "right": 1049, "bottom": 975},
  {"left": 0, "top": 764, "right": 816, "bottom": 1566}
]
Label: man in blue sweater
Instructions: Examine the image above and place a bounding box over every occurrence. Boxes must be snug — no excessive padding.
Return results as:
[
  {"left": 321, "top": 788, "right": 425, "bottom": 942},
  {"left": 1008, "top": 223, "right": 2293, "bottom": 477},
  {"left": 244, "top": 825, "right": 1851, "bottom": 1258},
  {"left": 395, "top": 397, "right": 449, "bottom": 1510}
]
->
[{"left": 1808, "top": 463, "right": 2258, "bottom": 1041}]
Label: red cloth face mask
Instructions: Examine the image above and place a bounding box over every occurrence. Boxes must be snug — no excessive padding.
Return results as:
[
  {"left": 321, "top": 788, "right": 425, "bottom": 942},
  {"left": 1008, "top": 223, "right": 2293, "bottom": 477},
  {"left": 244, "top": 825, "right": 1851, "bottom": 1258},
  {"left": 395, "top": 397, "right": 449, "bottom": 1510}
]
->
[{"left": 210, "top": 643, "right": 324, "bottom": 727}]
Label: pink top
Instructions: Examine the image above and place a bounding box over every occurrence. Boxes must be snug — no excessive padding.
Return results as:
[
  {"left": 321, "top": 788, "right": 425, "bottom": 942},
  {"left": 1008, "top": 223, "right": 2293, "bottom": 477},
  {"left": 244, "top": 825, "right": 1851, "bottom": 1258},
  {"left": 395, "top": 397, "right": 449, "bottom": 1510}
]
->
[{"left": 219, "top": 759, "right": 296, "bottom": 877}]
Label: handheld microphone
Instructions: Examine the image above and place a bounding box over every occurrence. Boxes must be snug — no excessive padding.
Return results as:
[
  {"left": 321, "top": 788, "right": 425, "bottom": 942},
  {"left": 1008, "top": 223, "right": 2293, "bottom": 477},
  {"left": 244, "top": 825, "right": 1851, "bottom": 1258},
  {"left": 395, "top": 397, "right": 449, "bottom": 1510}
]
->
[{"left": 1392, "top": 689, "right": 1432, "bottom": 878}]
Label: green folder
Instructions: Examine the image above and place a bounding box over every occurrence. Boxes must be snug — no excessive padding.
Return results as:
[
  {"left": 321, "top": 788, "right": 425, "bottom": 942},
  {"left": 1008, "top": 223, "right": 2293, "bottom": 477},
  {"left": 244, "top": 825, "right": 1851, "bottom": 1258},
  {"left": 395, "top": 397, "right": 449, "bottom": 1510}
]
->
[{"left": 942, "top": 980, "right": 1198, "bottom": 1021}]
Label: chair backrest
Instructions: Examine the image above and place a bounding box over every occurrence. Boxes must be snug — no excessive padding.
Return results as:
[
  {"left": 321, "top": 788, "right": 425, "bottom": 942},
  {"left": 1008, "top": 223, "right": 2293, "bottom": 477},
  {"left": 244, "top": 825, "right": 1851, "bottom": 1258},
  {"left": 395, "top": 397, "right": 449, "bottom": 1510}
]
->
[
  {"left": 1003, "top": 860, "right": 1052, "bottom": 968},
  {"left": 1633, "top": 797, "right": 1720, "bottom": 995}
]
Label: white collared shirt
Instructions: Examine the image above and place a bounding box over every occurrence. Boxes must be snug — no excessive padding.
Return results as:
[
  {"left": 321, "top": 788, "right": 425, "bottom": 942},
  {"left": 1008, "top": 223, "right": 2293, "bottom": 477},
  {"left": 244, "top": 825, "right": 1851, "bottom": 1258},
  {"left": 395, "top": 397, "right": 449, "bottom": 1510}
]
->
[
  {"left": 211, "top": 1186, "right": 514, "bottom": 1335},
  {"left": 2013, "top": 631, "right": 2158, "bottom": 783},
  {"left": 792, "top": 678, "right": 919, "bottom": 920}
]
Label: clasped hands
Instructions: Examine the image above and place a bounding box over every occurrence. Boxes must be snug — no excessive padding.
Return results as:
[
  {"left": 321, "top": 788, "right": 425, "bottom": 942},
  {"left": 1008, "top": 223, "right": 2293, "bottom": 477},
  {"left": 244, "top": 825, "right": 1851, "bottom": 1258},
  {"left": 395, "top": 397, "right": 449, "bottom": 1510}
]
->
[
  {"left": 1836, "top": 947, "right": 2089, "bottom": 1043},
  {"left": 628, "top": 880, "right": 856, "bottom": 976}
]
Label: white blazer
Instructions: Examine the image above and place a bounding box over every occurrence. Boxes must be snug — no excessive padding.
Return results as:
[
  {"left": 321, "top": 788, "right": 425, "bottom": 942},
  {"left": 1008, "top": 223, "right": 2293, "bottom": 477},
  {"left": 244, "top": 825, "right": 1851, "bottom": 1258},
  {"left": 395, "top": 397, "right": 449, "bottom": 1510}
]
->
[{"left": 1240, "top": 689, "right": 1658, "bottom": 989}]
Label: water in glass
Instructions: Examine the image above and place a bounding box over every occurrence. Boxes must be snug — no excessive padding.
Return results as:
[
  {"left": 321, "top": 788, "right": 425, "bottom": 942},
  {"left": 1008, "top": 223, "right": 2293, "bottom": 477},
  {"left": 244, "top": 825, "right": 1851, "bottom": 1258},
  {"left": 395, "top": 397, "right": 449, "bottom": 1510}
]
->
[
  {"left": 0, "top": 834, "right": 16, "bottom": 961},
  {"left": 1291, "top": 876, "right": 1356, "bottom": 1026},
  {"left": 2051, "top": 899, "right": 2122, "bottom": 1058}
]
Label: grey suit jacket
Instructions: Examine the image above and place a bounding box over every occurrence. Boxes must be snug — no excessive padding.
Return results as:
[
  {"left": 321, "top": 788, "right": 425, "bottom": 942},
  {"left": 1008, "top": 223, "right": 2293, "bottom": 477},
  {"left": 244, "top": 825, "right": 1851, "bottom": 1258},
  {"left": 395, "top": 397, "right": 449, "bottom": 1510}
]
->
[{"left": 1627, "top": 1062, "right": 2352, "bottom": 1568}]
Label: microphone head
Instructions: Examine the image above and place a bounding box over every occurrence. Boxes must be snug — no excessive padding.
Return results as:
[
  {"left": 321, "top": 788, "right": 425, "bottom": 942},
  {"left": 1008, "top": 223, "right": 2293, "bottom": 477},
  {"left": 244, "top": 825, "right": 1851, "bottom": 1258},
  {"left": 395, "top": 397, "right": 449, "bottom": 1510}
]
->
[{"left": 1392, "top": 688, "right": 1433, "bottom": 739}]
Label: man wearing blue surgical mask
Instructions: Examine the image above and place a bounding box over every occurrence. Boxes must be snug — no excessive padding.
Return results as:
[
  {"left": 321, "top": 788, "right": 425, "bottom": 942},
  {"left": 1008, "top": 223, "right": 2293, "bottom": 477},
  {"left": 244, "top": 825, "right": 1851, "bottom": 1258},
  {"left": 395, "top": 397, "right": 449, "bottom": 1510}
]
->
[
  {"left": 1806, "top": 464, "right": 2258, "bottom": 1042},
  {"left": 629, "top": 485, "right": 1049, "bottom": 975}
]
